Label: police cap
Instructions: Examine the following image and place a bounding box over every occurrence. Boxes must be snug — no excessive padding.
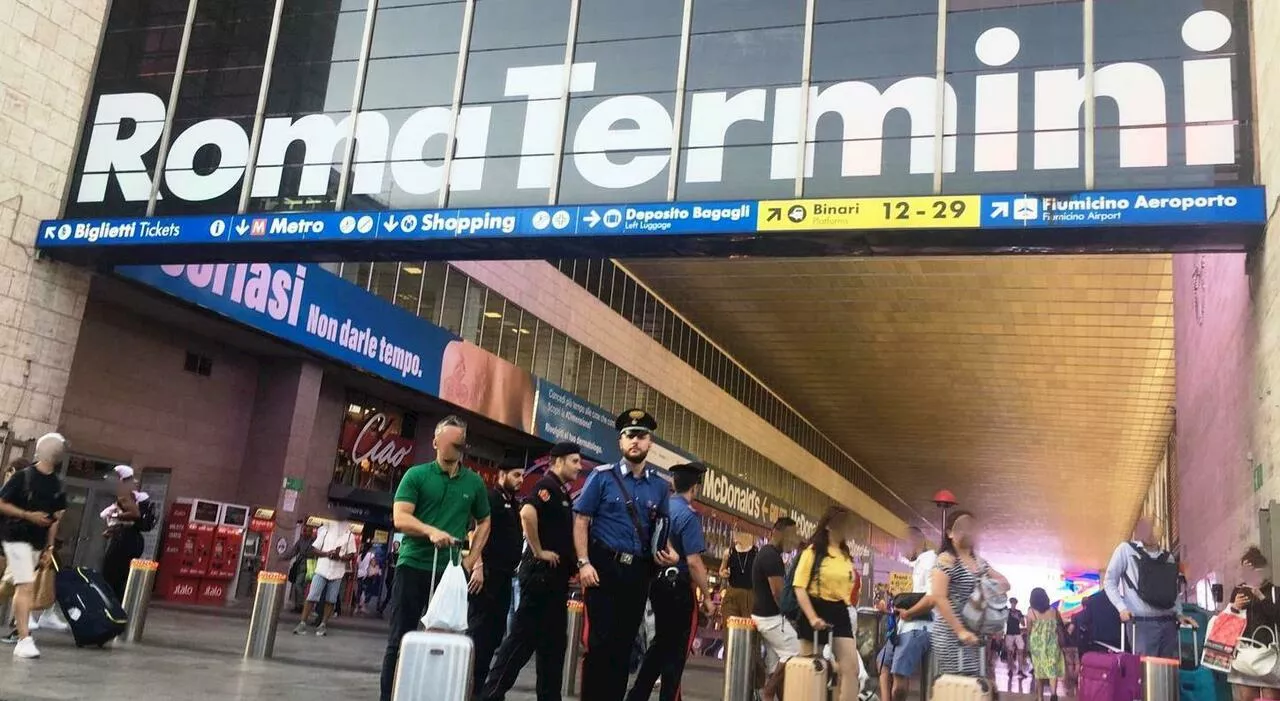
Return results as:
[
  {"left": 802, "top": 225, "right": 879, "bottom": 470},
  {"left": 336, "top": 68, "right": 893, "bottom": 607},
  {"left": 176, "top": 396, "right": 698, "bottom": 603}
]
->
[
  {"left": 615, "top": 408, "right": 657, "bottom": 434},
  {"left": 548, "top": 441, "right": 581, "bottom": 458}
]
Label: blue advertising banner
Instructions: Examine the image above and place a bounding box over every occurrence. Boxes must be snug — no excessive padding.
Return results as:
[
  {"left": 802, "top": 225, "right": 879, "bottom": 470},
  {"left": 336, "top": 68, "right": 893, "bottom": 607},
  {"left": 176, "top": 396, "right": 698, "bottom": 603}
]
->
[
  {"left": 117, "top": 263, "right": 458, "bottom": 396},
  {"left": 531, "top": 379, "right": 622, "bottom": 464}
]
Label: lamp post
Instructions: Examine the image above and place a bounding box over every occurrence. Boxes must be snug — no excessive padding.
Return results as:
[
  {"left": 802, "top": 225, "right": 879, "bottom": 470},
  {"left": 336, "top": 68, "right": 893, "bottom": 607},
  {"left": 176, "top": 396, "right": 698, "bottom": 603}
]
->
[{"left": 932, "top": 489, "right": 957, "bottom": 536}]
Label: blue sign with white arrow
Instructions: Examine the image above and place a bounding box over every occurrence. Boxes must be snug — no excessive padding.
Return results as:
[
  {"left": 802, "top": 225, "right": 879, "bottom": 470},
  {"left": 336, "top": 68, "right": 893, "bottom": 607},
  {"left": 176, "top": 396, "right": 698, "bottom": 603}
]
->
[{"left": 980, "top": 187, "right": 1266, "bottom": 228}]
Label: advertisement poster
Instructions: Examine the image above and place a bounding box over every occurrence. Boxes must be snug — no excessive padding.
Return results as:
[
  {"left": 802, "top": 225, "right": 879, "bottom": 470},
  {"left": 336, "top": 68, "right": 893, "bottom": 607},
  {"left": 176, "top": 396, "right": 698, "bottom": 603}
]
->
[
  {"left": 531, "top": 379, "right": 621, "bottom": 463},
  {"left": 118, "top": 263, "right": 458, "bottom": 397}
]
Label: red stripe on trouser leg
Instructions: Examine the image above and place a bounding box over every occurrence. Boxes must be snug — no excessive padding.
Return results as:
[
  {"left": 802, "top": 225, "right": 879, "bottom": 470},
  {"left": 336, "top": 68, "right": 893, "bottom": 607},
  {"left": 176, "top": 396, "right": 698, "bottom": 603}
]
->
[{"left": 676, "top": 584, "right": 699, "bottom": 701}]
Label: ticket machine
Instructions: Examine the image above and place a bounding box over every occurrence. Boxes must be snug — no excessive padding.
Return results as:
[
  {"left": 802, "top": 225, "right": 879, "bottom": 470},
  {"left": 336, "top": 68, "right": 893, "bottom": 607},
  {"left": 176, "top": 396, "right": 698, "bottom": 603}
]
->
[
  {"left": 233, "top": 507, "right": 277, "bottom": 600},
  {"left": 157, "top": 498, "right": 221, "bottom": 603},
  {"left": 201, "top": 504, "right": 248, "bottom": 605}
]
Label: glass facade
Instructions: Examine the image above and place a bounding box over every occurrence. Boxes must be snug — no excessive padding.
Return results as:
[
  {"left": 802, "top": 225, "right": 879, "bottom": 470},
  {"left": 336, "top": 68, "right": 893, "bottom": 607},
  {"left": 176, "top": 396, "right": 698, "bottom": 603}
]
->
[
  {"left": 339, "top": 259, "right": 875, "bottom": 538},
  {"left": 65, "top": 0, "right": 1251, "bottom": 217}
]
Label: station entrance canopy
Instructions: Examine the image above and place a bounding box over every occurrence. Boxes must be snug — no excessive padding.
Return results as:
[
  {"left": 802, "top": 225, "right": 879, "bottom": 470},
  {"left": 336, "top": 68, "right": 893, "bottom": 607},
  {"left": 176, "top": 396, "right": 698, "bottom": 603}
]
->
[{"left": 34, "top": 187, "right": 1269, "bottom": 265}]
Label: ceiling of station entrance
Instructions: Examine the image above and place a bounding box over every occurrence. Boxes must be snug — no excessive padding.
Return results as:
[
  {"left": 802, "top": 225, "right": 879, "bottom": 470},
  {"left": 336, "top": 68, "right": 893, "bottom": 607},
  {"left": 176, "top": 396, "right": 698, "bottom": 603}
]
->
[{"left": 622, "top": 255, "right": 1175, "bottom": 569}]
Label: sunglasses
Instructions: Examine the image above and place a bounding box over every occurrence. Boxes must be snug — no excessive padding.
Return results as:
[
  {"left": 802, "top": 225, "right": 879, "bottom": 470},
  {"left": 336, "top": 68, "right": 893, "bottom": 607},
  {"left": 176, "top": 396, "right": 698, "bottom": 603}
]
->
[{"left": 621, "top": 429, "right": 651, "bottom": 440}]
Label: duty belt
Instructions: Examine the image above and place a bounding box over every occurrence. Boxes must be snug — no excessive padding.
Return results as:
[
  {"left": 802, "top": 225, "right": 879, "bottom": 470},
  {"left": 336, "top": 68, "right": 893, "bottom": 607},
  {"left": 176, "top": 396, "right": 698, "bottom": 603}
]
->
[{"left": 592, "top": 540, "right": 649, "bottom": 566}]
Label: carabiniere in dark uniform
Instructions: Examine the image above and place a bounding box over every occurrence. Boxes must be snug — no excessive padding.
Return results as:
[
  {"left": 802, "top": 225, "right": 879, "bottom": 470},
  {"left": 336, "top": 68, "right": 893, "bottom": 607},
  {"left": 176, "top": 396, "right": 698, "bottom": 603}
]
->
[
  {"left": 480, "top": 442, "right": 585, "bottom": 701},
  {"left": 626, "top": 462, "right": 713, "bottom": 701},
  {"left": 573, "top": 409, "right": 679, "bottom": 701}
]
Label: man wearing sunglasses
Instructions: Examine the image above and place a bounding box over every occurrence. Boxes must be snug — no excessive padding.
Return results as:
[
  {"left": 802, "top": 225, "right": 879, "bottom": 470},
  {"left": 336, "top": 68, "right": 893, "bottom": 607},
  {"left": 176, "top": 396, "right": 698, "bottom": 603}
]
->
[
  {"left": 380, "top": 415, "right": 492, "bottom": 701},
  {"left": 573, "top": 409, "right": 680, "bottom": 700}
]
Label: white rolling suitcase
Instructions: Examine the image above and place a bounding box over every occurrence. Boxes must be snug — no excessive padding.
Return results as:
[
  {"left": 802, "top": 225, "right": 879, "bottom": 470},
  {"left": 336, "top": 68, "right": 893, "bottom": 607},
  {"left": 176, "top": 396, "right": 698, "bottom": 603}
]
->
[
  {"left": 391, "top": 631, "right": 474, "bottom": 700},
  {"left": 932, "top": 675, "right": 994, "bottom": 700},
  {"left": 392, "top": 547, "right": 474, "bottom": 700}
]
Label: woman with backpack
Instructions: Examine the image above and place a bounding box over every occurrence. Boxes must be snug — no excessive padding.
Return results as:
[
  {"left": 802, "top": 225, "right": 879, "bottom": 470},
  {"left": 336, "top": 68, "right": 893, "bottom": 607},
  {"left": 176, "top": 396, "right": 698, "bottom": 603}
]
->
[
  {"left": 101, "top": 465, "right": 151, "bottom": 600},
  {"left": 929, "top": 510, "right": 1011, "bottom": 681},
  {"left": 791, "top": 505, "right": 862, "bottom": 701}
]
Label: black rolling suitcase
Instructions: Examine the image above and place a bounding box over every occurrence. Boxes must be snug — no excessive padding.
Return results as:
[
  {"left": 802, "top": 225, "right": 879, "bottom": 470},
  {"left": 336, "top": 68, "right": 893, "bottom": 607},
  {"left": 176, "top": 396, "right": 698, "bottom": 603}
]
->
[{"left": 55, "top": 565, "right": 128, "bottom": 647}]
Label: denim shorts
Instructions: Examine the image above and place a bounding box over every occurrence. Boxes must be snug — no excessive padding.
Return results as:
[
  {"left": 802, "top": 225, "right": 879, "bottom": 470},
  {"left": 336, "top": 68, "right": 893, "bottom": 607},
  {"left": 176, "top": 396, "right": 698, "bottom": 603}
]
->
[
  {"left": 306, "top": 574, "right": 343, "bottom": 604},
  {"left": 878, "top": 628, "right": 931, "bottom": 677}
]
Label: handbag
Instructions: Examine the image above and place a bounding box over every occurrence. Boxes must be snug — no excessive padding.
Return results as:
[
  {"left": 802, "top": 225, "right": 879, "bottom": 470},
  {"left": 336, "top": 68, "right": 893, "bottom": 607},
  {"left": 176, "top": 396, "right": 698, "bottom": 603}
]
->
[
  {"left": 1232, "top": 625, "right": 1280, "bottom": 679},
  {"left": 32, "top": 554, "right": 57, "bottom": 611}
]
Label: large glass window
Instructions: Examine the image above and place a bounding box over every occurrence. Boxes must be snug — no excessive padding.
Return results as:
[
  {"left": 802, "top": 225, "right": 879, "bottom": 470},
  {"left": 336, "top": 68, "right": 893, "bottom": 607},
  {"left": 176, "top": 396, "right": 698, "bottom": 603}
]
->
[
  {"left": 154, "top": 0, "right": 275, "bottom": 215},
  {"left": 559, "top": 34, "right": 682, "bottom": 204},
  {"left": 353, "top": 1, "right": 466, "bottom": 210},
  {"left": 942, "top": 0, "right": 1084, "bottom": 193},
  {"left": 805, "top": 1, "right": 938, "bottom": 197},
  {"left": 246, "top": 3, "right": 369, "bottom": 212},
  {"left": 1092, "top": 0, "right": 1248, "bottom": 188}
]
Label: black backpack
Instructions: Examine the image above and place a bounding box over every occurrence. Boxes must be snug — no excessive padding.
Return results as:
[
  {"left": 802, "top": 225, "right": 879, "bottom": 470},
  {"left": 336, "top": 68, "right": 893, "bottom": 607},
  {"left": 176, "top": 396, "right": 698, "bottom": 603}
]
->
[
  {"left": 1122, "top": 542, "right": 1179, "bottom": 610},
  {"left": 136, "top": 499, "right": 158, "bottom": 533}
]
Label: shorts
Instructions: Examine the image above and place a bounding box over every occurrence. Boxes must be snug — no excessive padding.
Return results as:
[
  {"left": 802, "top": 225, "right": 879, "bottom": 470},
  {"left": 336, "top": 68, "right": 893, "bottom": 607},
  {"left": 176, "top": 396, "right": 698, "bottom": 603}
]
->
[
  {"left": 722, "top": 587, "right": 754, "bottom": 619},
  {"left": 1006, "top": 633, "right": 1025, "bottom": 652},
  {"left": 307, "top": 574, "right": 343, "bottom": 604},
  {"left": 1, "top": 542, "right": 38, "bottom": 586},
  {"left": 878, "top": 628, "right": 931, "bottom": 677},
  {"left": 794, "top": 597, "right": 854, "bottom": 647},
  {"left": 752, "top": 614, "right": 802, "bottom": 672}
]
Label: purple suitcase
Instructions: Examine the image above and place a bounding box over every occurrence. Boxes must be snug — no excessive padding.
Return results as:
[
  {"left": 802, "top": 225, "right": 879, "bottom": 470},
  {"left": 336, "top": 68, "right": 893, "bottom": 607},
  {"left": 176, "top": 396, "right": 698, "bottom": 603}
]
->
[{"left": 1079, "top": 627, "right": 1142, "bottom": 701}]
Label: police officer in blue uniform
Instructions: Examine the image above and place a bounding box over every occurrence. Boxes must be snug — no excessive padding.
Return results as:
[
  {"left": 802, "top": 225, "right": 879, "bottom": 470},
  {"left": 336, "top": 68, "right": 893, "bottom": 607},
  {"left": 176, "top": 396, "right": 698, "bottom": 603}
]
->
[
  {"left": 574, "top": 409, "right": 680, "bottom": 701},
  {"left": 626, "top": 462, "right": 714, "bottom": 701}
]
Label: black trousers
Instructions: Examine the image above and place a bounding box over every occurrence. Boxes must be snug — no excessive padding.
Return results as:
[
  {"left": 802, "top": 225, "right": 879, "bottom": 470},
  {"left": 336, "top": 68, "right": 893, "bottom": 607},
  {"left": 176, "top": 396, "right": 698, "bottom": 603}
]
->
[
  {"left": 626, "top": 580, "right": 696, "bottom": 701},
  {"left": 582, "top": 542, "right": 652, "bottom": 701},
  {"left": 481, "top": 571, "right": 570, "bottom": 701},
  {"left": 102, "top": 530, "right": 144, "bottom": 601},
  {"left": 468, "top": 567, "right": 515, "bottom": 697},
  {"left": 380, "top": 565, "right": 446, "bottom": 701}
]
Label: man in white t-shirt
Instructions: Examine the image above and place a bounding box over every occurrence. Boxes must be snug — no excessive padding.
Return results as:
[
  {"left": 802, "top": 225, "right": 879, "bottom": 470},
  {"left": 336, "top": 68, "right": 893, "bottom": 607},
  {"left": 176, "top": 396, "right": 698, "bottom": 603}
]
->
[
  {"left": 294, "top": 508, "right": 357, "bottom": 637},
  {"left": 878, "top": 527, "right": 936, "bottom": 701}
]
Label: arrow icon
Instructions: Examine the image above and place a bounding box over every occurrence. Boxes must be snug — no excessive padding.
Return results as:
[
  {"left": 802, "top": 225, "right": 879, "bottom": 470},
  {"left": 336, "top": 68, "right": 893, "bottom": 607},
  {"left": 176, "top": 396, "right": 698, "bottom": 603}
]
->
[
  {"left": 383, "top": 215, "right": 398, "bottom": 232},
  {"left": 991, "top": 202, "right": 1010, "bottom": 218},
  {"left": 235, "top": 221, "right": 248, "bottom": 236},
  {"left": 583, "top": 210, "right": 601, "bottom": 228},
  {"left": 767, "top": 208, "right": 781, "bottom": 222}
]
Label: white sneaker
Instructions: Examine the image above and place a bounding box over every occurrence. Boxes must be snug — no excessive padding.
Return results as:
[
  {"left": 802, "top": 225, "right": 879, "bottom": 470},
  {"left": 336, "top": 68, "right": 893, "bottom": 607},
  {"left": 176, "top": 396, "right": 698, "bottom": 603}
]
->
[
  {"left": 27, "top": 614, "right": 40, "bottom": 631},
  {"left": 38, "top": 610, "right": 69, "bottom": 632},
  {"left": 13, "top": 637, "right": 39, "bottom": 659}
]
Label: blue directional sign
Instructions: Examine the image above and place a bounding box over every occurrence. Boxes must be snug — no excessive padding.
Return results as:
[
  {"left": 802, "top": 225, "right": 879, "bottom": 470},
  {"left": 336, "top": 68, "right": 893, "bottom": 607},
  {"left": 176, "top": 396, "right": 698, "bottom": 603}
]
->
[
  {"left": 980, "top": 187, "right": 1266, "bottom": 229},
  {"left": 34, "top": 187, "right": 1266, "bottom": 261}
]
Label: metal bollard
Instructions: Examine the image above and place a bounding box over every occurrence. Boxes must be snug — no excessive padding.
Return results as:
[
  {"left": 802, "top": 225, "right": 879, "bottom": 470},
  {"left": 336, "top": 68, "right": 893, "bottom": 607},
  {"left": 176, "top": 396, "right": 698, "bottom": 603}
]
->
[
  {"left": 244, "top": 571, "right": 288, "bottom": 659},
  {"left": 561, "top": 600, "right": 585, "bottom": 696},
  {"left": 119, "top": 559, "right": 159, "bottom": 643},
  {"left": 1142, "top": 656, "right": 1180, "bottom": 701},
  {"left": 723, "top": 616, "right": 758, "bottom": 701}
]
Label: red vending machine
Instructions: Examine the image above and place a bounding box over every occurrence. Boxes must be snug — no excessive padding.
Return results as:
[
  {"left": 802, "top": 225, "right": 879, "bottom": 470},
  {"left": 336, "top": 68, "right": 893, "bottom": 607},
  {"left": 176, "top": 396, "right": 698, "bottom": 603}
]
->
[
  {"left": 201, "top": 504, "right": 248, "bottom": 606},
  {"left": 157, "top": 498, "right": 222, "bottom": 603}
]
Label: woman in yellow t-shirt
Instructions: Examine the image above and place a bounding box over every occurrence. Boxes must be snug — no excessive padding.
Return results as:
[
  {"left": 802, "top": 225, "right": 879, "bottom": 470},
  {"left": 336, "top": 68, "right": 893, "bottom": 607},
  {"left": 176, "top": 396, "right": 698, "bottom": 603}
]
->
[{"left": 793, "top": 505, "right": 859, "bottom": 700}]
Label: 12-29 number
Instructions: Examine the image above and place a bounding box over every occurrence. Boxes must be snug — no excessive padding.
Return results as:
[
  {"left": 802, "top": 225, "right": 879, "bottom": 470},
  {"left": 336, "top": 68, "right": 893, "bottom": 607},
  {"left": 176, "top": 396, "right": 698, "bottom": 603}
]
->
[{"left": 881, "top": 200, "right": 968, "bottom": 220}]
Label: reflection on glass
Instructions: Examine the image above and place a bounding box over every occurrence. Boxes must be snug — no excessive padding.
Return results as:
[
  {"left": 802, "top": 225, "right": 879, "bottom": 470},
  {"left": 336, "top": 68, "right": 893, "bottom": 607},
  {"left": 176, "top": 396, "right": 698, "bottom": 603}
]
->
[
  {"left": 686, "top": 28, "right": 804, "bottom": 91},
  {"left": 577, "top": 0, "right": 683, "bottom": 42},
  {"left": 471, "top": 0, "right": 571, "bottom": 50}
]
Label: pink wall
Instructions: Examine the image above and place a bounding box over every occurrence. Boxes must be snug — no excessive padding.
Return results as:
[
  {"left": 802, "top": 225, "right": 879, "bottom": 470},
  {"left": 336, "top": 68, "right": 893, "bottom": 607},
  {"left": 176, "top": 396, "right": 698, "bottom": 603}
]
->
[
  {"left": 1173, "top": 253, "right": 1255, "bottom": 584},
  {"left": 59, "top": 299, "right": 261, "bottom": 502}
]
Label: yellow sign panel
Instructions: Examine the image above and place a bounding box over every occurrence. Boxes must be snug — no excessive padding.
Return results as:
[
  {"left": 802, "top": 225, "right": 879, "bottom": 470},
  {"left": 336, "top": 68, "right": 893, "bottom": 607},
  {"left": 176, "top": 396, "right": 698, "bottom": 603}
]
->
[
  {"left": 756, "top": 195, "right": 981, "bottom": 231},
  {"left": 888, "top": 572, "right": 914, "bottom": 596}
]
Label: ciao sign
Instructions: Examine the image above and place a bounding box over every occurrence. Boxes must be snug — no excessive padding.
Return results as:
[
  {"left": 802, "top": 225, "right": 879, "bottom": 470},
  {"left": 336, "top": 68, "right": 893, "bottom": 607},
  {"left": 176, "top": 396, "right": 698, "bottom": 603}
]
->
[{"left": 340, "top": 413, "right": 415, "bottom": 469}]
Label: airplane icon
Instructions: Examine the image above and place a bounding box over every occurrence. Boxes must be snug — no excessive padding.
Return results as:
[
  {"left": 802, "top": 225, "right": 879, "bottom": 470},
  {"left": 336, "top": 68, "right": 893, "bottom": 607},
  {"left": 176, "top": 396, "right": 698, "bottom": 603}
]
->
[{"left": 1013, "top": 197, "right": 1039, "bottom": 221}]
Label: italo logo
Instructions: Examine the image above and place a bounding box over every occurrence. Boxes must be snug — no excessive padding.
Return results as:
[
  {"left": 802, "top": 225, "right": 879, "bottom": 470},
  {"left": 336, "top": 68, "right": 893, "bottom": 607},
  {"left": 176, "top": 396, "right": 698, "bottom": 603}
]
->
[{"left": 74, "top": 11, "right": 1236, "bottom": 204}]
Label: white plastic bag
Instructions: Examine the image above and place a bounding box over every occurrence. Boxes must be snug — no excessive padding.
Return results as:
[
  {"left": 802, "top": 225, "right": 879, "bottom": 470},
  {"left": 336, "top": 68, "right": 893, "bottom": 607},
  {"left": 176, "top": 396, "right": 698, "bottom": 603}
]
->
[{"left": 421, "top": 547, "right": 468, "bottom": 633}]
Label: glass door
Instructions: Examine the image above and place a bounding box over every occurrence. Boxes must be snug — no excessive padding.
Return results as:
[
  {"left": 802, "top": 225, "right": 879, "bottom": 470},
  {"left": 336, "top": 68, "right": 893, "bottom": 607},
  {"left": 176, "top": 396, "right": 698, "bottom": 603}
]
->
[{"left": 58, "top": 484, "right": 118, "bottom": 568}]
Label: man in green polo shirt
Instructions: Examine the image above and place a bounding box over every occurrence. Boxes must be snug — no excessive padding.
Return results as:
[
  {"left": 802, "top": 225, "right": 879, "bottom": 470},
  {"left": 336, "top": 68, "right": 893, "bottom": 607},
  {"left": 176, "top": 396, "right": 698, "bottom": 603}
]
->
[{"left": 380, "top": 415, "right": 492, "bottom": 701}]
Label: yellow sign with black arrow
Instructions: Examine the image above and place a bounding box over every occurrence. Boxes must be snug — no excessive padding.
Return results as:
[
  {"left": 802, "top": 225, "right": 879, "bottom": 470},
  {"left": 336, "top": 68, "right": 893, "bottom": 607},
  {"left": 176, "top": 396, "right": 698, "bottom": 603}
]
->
[{"left": 757, "top": 195, "right": 981, "bottom": 231}]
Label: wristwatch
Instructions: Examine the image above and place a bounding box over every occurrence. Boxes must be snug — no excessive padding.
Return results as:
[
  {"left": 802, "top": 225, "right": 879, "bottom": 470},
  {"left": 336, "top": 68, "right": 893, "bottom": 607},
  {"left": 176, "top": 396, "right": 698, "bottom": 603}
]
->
[{"left": 576, "top": 558, "right": 590, "bottom": 569}]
